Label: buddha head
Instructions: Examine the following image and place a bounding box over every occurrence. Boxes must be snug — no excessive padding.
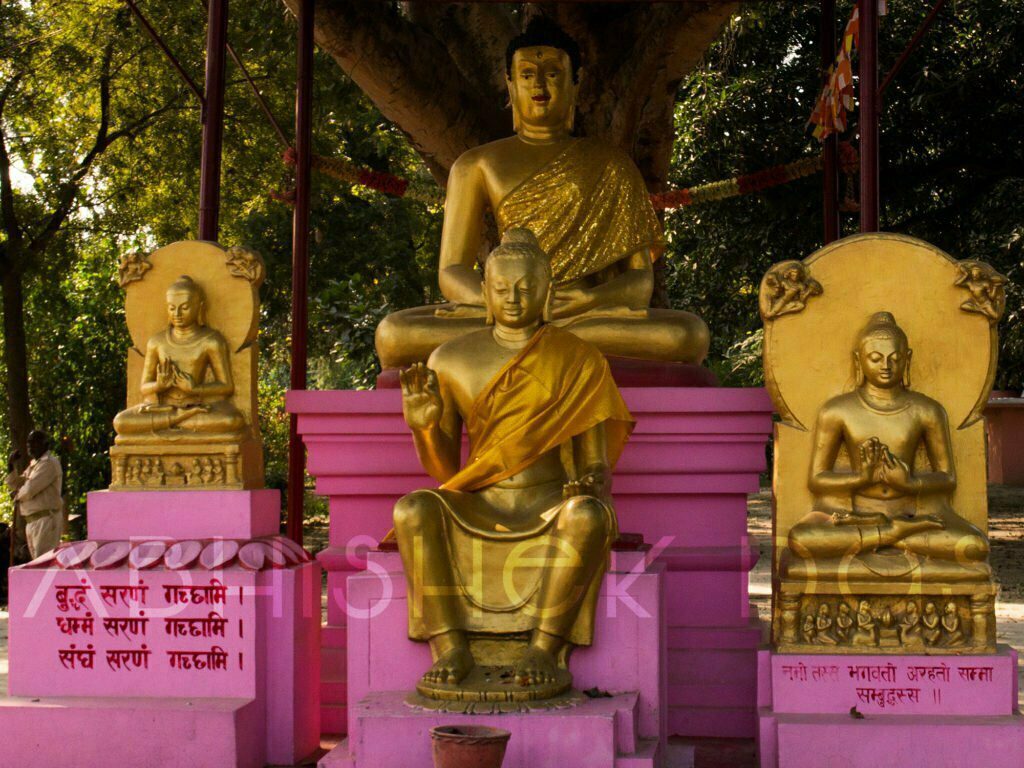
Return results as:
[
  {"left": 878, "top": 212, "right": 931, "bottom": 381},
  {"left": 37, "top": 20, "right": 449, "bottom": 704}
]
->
[
  {"left": 483, "top": 228, "right": 552, "bottom": 328},
  {"left": 853, "top": 311, "right": 912, "bottom": 389},
  {"left": 165, "top": 275, "right": 207, "bottom": 330},
  {"left": 505, "top": 18, "right": 581, "bottom": 134}
]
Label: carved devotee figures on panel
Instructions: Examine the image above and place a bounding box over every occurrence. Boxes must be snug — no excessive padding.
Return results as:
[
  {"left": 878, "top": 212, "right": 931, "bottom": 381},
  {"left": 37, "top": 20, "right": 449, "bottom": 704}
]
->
[
  {"left": 109, "top": 241, "right": 265, "bottom": 490},
  {"left": 391, "top": 229, "right": 633, "bottom": 708},
  {"left": 761, "top": 234, "right": 1004, "bottom": 655},
  {"left": 374, "top": 18, "right": 709, "bottom": 369}
]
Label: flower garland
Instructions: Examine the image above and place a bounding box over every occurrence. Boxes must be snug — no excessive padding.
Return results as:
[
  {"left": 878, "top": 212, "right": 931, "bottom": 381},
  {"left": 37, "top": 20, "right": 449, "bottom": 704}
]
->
[{"left": 280, "top": 144, "right": 859, "bottom": 212}]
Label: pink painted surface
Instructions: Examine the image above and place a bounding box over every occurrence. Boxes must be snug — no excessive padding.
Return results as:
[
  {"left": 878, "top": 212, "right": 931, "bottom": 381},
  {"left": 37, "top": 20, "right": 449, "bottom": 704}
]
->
[
  {"left": 344, "top": 551, "right": 666, "bottom": 744},
  {"left": 289, "top": 386, "right": 773, "bottom": 740},
  {"left": 757, "top": 647, "right": 1024, "bottom": 768},
  {"left": 986, "top": 397, "right": 1024, "bottom": 486},
  {"left": 0, "top": 697, "right": 264, "bottom": 768},
  {"left": 768, "top": 648, "right": 1019, "bottom": 716},
  {"left": 87, "top": 489, "right": 281, "bottom": 539},
  {"left": 320, "top": 690, "right": 657, "bottom": 768},
  {"left": 4, "top": 560, "right": 321, "bottom": 766}
]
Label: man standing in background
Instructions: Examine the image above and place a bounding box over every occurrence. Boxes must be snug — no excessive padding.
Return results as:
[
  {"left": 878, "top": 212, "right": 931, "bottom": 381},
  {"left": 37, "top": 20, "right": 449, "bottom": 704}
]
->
[{"left": 6, "top": 431, "right": 63, "bottom": 559}]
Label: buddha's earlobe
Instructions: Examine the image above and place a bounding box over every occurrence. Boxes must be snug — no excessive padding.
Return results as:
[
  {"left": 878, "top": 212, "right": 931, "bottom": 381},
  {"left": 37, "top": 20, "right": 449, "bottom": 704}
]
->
[
  {"left": 542, "top": 286, "right": 553, "bottom": 323},
  {"left": 903, "top": 350, "right": 913, "bottom": 389},
  {"left": 853, "top": 352, "right": 865, "bottom": 387},
  {"left": 507, "top": 79, "right": 520, "bottom": 133}
]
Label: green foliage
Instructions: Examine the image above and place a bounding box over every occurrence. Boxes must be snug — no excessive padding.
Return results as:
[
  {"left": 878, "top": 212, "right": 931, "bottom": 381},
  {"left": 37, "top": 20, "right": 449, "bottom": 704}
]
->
[
  {"left": 1, "top": 0, "right": 1021, "bottom": 530},
  {"left": 666, "top": 0, "right": 1024, "bottom": 387}
]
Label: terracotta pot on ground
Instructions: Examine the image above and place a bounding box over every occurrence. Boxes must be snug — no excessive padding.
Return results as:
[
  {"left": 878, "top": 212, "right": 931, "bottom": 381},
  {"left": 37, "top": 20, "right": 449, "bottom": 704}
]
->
[{"left": 430, "top": 725, "right": 511, "bottom": 768}]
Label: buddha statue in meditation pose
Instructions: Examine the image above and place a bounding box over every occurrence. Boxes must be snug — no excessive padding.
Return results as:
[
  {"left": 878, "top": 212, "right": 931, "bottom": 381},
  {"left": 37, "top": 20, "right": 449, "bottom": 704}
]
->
[
  {"left": 786, "top": 312, "right": 989, "bottom": 576},
  {"left": 392, "top": 228, "right": 633, "bottom": 701},
  {"left": 114, "top": 275, "right": 246, "bottom": 439},
  {"left": 375, "top": 18, "right": 709, "bottom": 369}
]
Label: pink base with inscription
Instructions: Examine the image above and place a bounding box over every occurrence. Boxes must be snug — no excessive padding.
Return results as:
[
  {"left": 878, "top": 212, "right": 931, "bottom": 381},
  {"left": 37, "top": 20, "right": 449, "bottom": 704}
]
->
[
  {"left": 288, "top": 386, "right": 772, "bottom": 738},
  {"left": 757, "top": 647, "right": 1024, "bottom": 768},
  {"left": 0, "top": 490, "right": 322, "bottom": 768}
]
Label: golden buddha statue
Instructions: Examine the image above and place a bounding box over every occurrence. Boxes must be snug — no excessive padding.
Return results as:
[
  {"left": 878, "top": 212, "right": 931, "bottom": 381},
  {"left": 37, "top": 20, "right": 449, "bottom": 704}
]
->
[
  {"left": 375, "top": 18, "right": 709, "bottom": 369},
  {"left": 786, "top": 312, "right": 989, "bottom": 573},
  {"left": 760, "top": 234, "right": 1005, "bottom": 654},
  {"left": 392, "top": 228, "right": 633, "bottom": 704},
  {"left": 110, "top": 241, "right": 265, "bottom": 490},
  {"left": 114, "top": 276, "right": 246, "bottom": 437}
]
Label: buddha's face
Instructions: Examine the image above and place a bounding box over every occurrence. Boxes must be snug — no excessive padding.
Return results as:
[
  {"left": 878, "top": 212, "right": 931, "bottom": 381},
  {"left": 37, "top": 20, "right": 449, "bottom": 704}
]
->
[
  {"left": 856, "top": 334, "right": 909, "bottom": 389},
  {"left": 507, "top": 46, "right": 576, "bottom": 131},
  {"left": 483, "top": 256, "right": 550, "bottom": 329},
  {"left": 166, "top": 288, "right": 201, "bottom": 329}
]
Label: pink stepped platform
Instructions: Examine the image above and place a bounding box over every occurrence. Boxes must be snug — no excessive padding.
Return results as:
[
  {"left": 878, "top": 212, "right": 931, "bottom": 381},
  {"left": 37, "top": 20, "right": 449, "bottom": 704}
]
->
[
  {"left": 757, "top": 647, "right": 1024, "bottom": 768},
  {"left": 315, "top": 548, "right": 665, "bottom": 766},
  {"left": 288, "top": 386, "right": 773, "bottom": 739},
  {"left": 322, "top": 691, "right": 658, "bottom": 768},
  {"left": 0, "top": 490, "right": 322, "bottom": 768}
]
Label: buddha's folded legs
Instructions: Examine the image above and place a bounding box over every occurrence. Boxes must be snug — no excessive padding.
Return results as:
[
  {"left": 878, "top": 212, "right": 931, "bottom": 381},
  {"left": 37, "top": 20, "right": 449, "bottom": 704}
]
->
[
  {"left": 533, "top": 495, "right": 614, "bottom": 641},
  {"left": 375, "top": 305, "right": 485, "bottom": 368},
  {"left": 113, "top": 403, "right": 245, "bottom": 435},
  {"left": 375, "top": 304, "right": 712, "bottom": 367},
  {"left": 561, "top": 308, "right": 711, "bottom": 365},
  {"left": 393, "top": 490, "right": 465, "bottom": 639}
]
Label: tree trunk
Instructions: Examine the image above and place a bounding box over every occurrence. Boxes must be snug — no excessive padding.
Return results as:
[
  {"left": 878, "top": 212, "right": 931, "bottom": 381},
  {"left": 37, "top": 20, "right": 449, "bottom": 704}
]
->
[{"left": 2, "top": 269, "right": 32, "bottom": 460}]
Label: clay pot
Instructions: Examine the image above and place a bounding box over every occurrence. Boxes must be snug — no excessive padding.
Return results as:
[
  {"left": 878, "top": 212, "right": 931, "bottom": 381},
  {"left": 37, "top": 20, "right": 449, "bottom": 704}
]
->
[{"left": 430, "top": 725, "right": 511, "bottom": 768}]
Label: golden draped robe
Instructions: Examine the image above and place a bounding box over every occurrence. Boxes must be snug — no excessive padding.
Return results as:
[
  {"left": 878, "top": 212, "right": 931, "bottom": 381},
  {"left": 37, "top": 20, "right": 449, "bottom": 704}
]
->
[
  {"left": 409, "top": 326, "right": 634, "bottom": 645},
  {"left": 495, "top": 138, "right": 664, "bottom": 285}
]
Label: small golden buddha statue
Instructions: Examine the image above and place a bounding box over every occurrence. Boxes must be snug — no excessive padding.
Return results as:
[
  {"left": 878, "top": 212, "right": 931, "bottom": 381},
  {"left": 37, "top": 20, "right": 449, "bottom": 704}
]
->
[
  {"left": 375, "top": 18, "right": 709, "bottom": 369},
  {"left": 109, "top": 241, "right": 265, "bottom": 490},
  {"left": 114, "top": 276, "right": 245, "bottom": 438},
  {"left": 392, "top": 228, "right": 633, "bottom": 704},
  {"left": 786, "top": 312, "right": 988, "bottom": 572}
]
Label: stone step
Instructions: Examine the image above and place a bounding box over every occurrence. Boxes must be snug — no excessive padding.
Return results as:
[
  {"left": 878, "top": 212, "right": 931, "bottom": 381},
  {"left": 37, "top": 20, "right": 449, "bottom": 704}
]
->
[
  {"left": 321, "top": 690, "right": 651, "bottom": 768},
  {"left": 670, "top": 704, "right": 757, "bottom": 739},
  {"left": 0, "top": 695, "right": 262, "bottom": 768}
]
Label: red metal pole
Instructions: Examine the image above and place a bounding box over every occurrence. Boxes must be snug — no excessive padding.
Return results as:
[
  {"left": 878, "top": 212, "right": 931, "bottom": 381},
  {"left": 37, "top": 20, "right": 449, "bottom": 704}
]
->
[
  {"left": 821, "top": 0, "right": 840, "bottom": 244},
  {"left": 859, "top": 0, "right": 880, "bottom": 232},
  {"left": 287, "top": 0, "right": 314, "bottom": 545},
  {"left": 198, "top": 0, "right": 228, "bottom": 241}
]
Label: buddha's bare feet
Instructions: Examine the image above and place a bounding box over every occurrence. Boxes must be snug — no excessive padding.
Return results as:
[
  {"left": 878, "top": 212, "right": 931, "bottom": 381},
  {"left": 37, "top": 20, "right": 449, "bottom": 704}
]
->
[
  {"left": 422, "top": 646, "right": 475, "bottom": 685},
  {"left": 514, "top": 646, "right": 559, "bottom": 687},
  {"left": 889, "top": 514, "right": 944, "bottom": 542}
]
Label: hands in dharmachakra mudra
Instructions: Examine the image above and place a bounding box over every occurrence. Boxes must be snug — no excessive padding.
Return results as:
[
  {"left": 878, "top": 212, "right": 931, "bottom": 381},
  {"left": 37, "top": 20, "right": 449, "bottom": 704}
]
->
[
  {"left": 394, "top": 228, "right": 633, "bottom": 701},
  {"left": 787, "top": 311, "right": 988, "bottom": 572}
]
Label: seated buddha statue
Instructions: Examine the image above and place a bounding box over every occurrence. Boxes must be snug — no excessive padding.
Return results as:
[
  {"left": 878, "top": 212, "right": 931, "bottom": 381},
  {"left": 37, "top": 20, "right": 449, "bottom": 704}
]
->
[
  {"left": 786, "top": 312, "right": 989, "bottom": 578},
  {"left": 375, "top": 18, "right": 709, "bottom": 369},
  {"left": 392, "top": 228, "right": 633, "bottom": 698},
  {"left": 113, "top": 275, "right": 246, "bottom": 440}
]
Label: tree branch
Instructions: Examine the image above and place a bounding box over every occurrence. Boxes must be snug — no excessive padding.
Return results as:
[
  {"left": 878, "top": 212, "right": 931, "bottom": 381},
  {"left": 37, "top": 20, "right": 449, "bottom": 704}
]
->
[
  {"left": 0, "top": 74, "right": 25, "bottom": 270},
  {"left": 282, "top": 0, "right": 508, "bottom": 180}
]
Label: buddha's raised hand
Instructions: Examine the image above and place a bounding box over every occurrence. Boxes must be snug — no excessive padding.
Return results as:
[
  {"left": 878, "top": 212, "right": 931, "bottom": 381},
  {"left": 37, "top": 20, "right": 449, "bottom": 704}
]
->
[{"left": 400, "top": 362, "right": 443, "bottom": 432}]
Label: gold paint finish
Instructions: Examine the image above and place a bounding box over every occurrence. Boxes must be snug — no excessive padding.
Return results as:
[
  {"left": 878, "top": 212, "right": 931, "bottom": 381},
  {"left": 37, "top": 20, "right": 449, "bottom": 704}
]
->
[
  {"left": 109, "top": 240, "right": 264, "bottom": 490},
  {"left": 761, "top": 234, "right": 1002, "bottom": 654},
  {"left": 373, "top": 46, "right": 709, "bottom": 367},
  {"left": 393, "top": 229, "right": 632, "bottom": 700}
]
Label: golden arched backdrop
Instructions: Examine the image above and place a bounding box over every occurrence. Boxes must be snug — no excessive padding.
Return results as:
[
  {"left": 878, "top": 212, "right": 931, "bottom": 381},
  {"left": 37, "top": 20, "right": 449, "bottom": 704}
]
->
[
  {"left": 124, "top": 240, "right": 262, "bottom": 356},
  {"left": 764, "top": 234, "right": 996, "bottom": 433}
]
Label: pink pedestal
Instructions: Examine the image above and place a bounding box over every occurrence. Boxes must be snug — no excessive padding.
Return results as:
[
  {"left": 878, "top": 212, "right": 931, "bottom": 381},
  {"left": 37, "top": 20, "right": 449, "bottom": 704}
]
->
[
  {"left": 288, "top": 386, "right": 772, "bottom": 739},
  {"left": 337, "top": 549, "right": 665, "bottom": 751},
  {"left": 87, "top": 488, "right": 281, "bottom": 539},
  {"left": 0, "top": 490, "right": 322, "bottom": 768},
  {"left": 757, "top": 647, "right": 1024, "bottom": 768},
  {"left": 322, "top": 691, "right": 658, "bottom": 768},
  {"left": 985, "top": 396, "right": 1024, "bottom": 485}
]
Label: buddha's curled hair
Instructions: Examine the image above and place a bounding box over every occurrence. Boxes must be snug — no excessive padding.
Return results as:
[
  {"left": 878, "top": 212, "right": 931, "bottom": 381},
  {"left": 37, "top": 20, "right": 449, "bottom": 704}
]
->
[
  {"left": 485, "top": 228, "right": 552, "bottom": 281},
  {"left": 857, "top": 311, "right": 908, "bottom": 348}
]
